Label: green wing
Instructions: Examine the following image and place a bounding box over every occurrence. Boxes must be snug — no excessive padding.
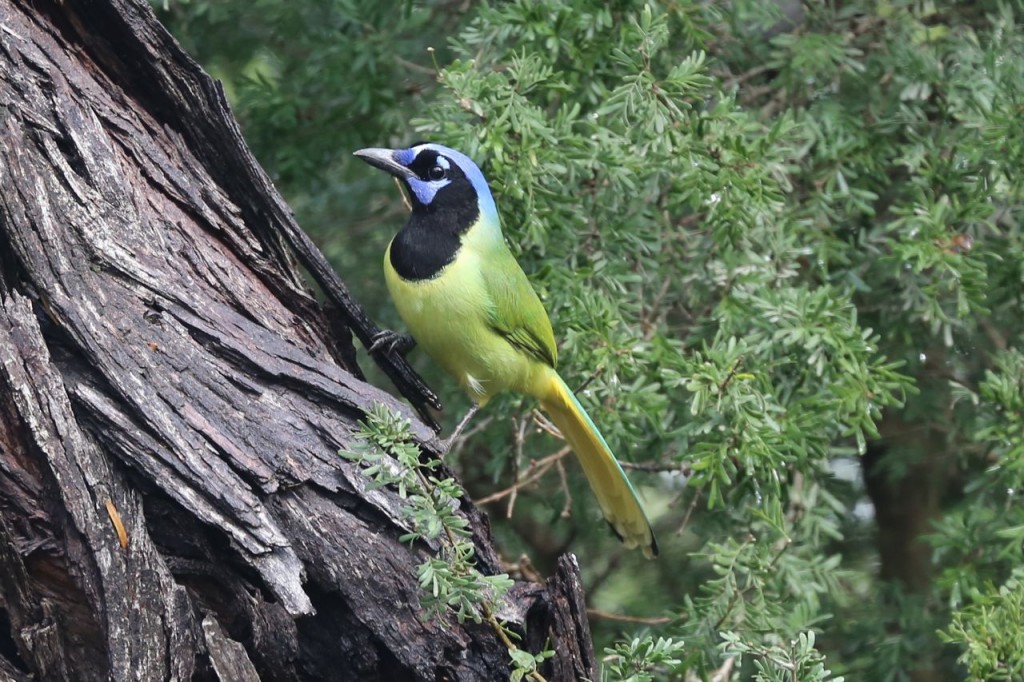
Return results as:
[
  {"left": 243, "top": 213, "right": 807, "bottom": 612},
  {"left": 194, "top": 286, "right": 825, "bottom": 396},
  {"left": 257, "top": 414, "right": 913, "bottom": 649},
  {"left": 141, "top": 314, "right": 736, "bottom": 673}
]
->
[{"left": 483, "top": 248, "right": 558, "bottom": 368}]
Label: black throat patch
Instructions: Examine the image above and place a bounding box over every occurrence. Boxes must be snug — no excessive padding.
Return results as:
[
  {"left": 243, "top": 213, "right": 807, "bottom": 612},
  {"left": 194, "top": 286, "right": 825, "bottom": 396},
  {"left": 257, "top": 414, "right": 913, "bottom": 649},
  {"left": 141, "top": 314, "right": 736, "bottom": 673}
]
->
[{"left": 389, "top": 184, "right": 479, "bottom": 281}]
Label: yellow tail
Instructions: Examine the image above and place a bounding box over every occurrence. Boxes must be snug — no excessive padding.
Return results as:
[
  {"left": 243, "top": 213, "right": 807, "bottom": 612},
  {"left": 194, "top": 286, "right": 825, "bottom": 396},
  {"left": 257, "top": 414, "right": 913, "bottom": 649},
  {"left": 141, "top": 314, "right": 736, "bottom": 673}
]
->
[{"left": 539, "top": 371, "right": 658, "bottom": 558}]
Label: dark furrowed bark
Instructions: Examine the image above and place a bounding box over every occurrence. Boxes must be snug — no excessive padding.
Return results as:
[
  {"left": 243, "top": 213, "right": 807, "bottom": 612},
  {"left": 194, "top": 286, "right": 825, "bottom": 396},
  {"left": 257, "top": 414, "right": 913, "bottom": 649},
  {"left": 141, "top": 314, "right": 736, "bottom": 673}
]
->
[{"left": 0, "top": 1, "right": 596, "bottom": 679}]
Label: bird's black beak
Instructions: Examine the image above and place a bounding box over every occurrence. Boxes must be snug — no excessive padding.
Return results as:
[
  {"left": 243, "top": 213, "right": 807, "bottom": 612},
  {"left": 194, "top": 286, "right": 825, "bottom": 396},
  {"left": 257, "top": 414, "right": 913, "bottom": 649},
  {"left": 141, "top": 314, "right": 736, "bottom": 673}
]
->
[{"left": 353, "top": 148, "right": 415, "bottom": 180}]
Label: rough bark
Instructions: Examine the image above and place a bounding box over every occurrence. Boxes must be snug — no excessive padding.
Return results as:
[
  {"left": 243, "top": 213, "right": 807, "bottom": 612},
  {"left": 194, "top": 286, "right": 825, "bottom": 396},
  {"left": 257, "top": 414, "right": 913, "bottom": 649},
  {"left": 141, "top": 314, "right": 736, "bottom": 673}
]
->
[{"left": 0, "top": 0, "right": 596, "bottom": 679}]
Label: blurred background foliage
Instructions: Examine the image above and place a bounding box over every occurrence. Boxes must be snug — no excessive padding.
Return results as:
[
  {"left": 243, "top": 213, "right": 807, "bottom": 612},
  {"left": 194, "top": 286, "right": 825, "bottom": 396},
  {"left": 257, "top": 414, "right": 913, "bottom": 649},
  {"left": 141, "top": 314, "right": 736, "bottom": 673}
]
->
[{"left": 156, "top": 0, "right": 1024, "bottom": 679}]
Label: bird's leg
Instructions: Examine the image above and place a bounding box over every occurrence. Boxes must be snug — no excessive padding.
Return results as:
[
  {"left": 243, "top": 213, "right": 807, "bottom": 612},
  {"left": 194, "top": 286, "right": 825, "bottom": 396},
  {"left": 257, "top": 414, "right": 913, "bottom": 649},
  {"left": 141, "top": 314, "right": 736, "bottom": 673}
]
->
[
  {"left": 443, "top": 403, "right": 480, "bottom": 453},
  {"left": 369, "top": 329, "right": 416, "bottom": 356}
]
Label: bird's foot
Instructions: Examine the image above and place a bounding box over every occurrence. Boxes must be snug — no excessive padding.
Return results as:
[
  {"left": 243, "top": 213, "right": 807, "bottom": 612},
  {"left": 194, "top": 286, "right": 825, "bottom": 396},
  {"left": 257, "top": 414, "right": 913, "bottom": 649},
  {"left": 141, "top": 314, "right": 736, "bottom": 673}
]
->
[{"left": 369, "top": 329, "right": 415, "bottom": 356}]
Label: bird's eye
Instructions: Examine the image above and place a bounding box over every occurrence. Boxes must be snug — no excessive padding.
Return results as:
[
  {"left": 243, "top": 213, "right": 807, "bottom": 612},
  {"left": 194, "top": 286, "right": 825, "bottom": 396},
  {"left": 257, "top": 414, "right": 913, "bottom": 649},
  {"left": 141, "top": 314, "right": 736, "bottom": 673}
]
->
[{"left": 428, "top": 165, "right": 447, "bottom": 181}]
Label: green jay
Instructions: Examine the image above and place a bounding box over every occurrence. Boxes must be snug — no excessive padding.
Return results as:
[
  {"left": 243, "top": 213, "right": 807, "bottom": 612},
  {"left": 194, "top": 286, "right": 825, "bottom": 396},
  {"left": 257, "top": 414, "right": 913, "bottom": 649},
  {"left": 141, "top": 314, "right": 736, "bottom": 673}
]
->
[{"left": 355, "top": 143, "right": 658, "bottom": 558}]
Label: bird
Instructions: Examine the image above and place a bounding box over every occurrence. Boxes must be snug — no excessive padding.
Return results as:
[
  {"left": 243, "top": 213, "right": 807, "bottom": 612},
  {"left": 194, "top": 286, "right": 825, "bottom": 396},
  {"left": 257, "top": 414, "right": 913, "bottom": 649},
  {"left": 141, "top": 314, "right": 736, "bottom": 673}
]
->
[{"left": 354, "top": 142, "right": 658, "bottom": 558}]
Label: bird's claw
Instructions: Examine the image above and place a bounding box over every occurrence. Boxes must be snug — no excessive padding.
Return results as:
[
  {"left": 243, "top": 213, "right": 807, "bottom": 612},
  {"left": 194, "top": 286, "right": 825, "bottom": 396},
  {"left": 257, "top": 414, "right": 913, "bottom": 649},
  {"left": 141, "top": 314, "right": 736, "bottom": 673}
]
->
[{"left": 369, "top": 330, "right": 415, "bottom": 356}]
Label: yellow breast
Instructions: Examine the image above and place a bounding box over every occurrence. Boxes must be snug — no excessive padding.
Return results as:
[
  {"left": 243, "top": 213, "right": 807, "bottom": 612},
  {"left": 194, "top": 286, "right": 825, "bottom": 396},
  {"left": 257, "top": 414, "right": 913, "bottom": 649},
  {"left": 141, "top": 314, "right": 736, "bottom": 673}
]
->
[{"left": 383, "top": 241, "right": 543, "bottom": 404}]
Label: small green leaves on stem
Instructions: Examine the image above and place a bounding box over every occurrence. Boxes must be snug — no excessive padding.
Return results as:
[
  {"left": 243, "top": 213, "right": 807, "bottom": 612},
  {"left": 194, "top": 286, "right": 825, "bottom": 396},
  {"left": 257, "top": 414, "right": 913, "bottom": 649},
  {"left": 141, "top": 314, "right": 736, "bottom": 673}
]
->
[
  {"left": 341, "top": 403, "right": 547, "bottom": 681},
  {"left": 601, "top": 635, "right": 690, "bottom": 682},
  {"left": 720, "top": 631, "right": 844, "bottom": 682}
]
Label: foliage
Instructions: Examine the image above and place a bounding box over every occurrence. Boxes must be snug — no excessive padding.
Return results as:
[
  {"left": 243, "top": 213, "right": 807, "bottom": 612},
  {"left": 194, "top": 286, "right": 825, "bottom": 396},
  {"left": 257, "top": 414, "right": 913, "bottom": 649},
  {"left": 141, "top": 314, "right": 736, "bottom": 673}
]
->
[
  {"left": 937, "top": 349, "right": 1024, "bottom": 680},
  {"left": 342, "top": 404, "right": 546, "bottom": 680},
  {"left": 158, "top": 0, "right": 1024, "bottom": 680},
  {"left": 602, "top": 636, "right": 690, "bottom": 682},
  {"left": 940, "top": 568, "right": 1024, "bottom": 681},
  {"left": 720, "top": 631, "right": 843, "bottom": 682}
]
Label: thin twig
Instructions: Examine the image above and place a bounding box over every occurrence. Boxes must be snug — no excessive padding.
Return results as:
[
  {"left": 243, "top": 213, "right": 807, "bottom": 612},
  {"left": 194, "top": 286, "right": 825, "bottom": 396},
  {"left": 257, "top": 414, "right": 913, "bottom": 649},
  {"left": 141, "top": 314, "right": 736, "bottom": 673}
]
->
[
  {"left": 642, "top": 275, "right": 674, "bottom": 340},
  {"left": 505, "top": 480, "right": 519, "bottom": 518},
  {"left": 783, "top": 471, "right": 804, "bottom": 527},
  {"left": 980, "top": 316, "right": 1008, "bottom": 351},
  {"left": 721, "top": 63, "right": 773, "bottom": 89},
  {"left": 482, "top": 606, "right": 548, "bottom": 682},
  {"left": 586, "top": 608, "right": 671, "bottom": 625},
  {"left": 393, "top": 55, "right": 438, "bottom": 76},
  {"left": 675, "top": 489, "right": 703, "bottom": 537},
  {"left": 506, "top": 415, "right": 529, "bottom": 518},
  {"left": 710, "top": 656, "right": 736, "bottom": 682},
  {"left": 532, "top": 409, "right": 562, "bottom": 439},
  {"left": 718, "top": 355, "right": 746, "bottom": 394},
  {"left": 555, "top": 456, "right": 572, "bottom": 518},
  {"left": 574, "top": 364, "right": 607, "bottom": 395},
  {"left": 448, "top": 412, "right": 495, "bottom": 458},
  {"left": 619, "top": 460, "right": 692, "bottom": 474},
  {"left": 473, "top": 447, "right": 572, "bottom": 507},
  {"left": 500, "top": 554, "right": 545, "bottom": 584}
]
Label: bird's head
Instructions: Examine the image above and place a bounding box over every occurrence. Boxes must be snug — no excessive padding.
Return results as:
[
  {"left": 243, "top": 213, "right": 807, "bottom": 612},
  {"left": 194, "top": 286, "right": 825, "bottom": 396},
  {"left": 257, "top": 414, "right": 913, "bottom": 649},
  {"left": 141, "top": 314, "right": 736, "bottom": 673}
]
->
[{"left": 354, "top": 143, "right": 499, "bottom": 226}]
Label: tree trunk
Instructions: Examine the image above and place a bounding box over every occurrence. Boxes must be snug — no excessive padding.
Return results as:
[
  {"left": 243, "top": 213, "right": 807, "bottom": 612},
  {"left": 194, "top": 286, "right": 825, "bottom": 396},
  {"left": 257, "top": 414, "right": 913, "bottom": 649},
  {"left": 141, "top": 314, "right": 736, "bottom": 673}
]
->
[
  {"left": 0, "top": 1, "right": 596, "bottom": 679},
  {"left": 863, "top": 395, "right": 956, "bottom": 682}
]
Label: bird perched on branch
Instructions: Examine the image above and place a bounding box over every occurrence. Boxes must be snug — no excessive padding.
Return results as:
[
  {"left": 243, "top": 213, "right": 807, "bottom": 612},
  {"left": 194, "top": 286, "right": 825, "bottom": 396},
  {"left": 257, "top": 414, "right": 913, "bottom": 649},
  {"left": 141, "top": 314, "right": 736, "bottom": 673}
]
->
[{"left": 355, "top": 142, "right": 658, "bottom": 558}]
